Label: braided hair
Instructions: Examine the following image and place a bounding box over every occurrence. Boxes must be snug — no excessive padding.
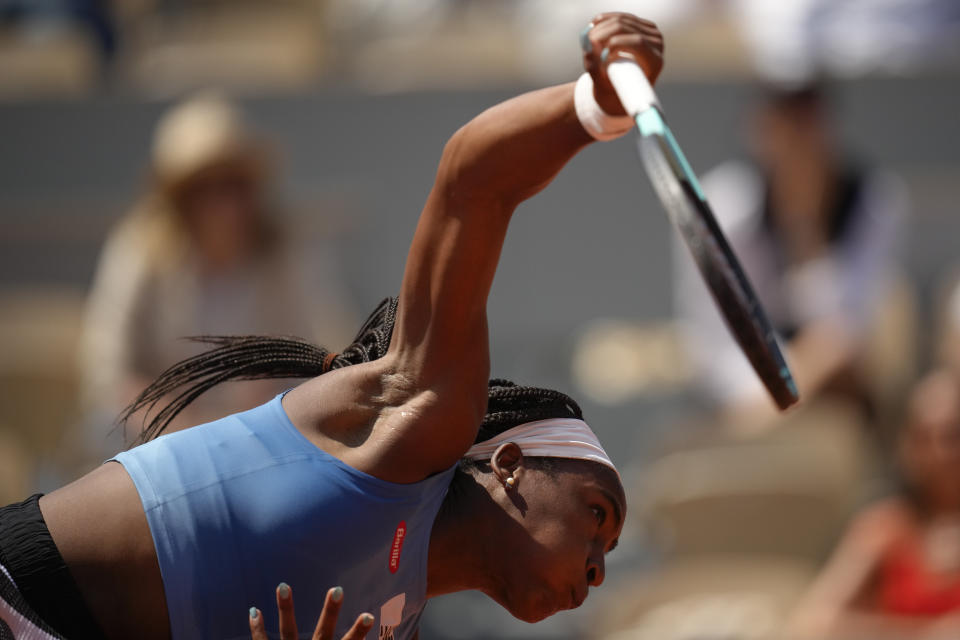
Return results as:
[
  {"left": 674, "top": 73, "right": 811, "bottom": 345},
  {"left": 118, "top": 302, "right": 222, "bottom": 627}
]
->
[
  {"left": 121, "top": 296, "right": 582, "bottom": 447},
  {"left": 121, "top": 298, "right": 397, "bottom": 444},
  {"left": 480, "top": 379, "right": 582, "bottom": 440},
  {"left": 458, "top": 378, "right": 584, "bottom": 480}
]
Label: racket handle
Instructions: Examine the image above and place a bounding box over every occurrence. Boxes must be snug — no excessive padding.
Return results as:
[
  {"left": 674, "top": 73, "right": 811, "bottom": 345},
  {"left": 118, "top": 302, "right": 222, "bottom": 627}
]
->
[{"left": 606, "top": 59, "right": 659, "bottom": 117}]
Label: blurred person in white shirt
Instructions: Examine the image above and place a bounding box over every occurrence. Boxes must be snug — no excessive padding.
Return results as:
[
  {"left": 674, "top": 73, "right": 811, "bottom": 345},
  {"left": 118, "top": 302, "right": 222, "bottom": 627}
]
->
[{"left": 675, "top": 81, "right": 908, "bottom": 423}]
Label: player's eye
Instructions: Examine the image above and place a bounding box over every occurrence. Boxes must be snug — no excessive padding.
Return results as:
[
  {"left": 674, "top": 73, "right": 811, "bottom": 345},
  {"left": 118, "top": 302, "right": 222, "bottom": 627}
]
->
[{"left": 591, "top": 505, "right": 606, "bottom": 526}]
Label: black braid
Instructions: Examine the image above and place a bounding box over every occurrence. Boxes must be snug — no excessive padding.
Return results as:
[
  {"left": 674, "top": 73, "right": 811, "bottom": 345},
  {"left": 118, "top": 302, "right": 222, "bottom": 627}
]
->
[
  {"left": 476, "top": 379, "right": 583, "bottom": 443},
  {"left": 120, "top": 298, "right": 398, "bottom": 445},
  {"left": 447, "top": 380, "right": 587, "bottom": 500},
  {"left": 120, "top": 296, "right": 584, "bottom": 450},
  {"left": 332, "top": 296, "right": 398, "bottom": 370}
]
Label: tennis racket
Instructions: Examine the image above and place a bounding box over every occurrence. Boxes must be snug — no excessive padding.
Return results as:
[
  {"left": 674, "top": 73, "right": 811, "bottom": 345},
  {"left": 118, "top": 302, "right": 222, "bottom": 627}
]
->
[{"left": 605, "top": 55, "right": 799, "bottom": 410}]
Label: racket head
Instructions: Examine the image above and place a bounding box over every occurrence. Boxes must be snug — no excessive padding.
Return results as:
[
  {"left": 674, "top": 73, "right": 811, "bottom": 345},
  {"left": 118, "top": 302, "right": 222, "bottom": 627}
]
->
[{"left": 635, "top": 108, "right": 799, "bottom": 410}]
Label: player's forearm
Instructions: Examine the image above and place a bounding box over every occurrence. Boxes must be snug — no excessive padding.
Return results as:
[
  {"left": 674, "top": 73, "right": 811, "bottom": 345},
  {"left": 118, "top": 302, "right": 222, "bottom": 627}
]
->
[{"left": 435, "top": 82, "right": 593, "bottom": 211}]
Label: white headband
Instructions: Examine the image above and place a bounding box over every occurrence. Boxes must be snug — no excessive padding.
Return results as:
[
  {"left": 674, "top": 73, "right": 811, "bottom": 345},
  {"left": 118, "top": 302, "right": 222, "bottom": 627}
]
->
[{"left": 464, "top": 418, "right": 618, "bottom": 476}]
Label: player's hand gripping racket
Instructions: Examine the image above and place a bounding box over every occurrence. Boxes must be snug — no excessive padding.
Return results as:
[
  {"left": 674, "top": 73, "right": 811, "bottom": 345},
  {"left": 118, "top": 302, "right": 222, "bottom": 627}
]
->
[{"left": 604, "top": 53, "right": 799, "bottom": 410}]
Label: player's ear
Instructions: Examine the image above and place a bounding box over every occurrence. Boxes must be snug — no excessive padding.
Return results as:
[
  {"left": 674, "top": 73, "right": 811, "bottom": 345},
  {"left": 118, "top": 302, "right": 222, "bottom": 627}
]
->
[{"left": 490, "top": 442, "right": 525, "bottom": 490}]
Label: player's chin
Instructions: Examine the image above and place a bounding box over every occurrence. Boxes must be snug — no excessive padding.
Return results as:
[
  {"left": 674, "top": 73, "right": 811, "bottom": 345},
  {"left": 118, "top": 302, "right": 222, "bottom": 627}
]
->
[
  {"left": 510, "top": 590, "right": 570, "bottom": 623},
  {"left": 512, "top": 606, "right": 553, "bottom": 624}
]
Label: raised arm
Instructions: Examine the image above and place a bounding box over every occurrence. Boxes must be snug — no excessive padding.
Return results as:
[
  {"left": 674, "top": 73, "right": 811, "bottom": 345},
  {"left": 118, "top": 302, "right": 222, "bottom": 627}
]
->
[{"left": 384, "top": 14, "right": 663, "bottom": 472}]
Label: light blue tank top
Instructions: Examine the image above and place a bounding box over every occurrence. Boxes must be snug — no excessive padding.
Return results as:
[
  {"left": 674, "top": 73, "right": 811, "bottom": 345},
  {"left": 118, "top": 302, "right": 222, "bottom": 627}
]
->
[{"left": 113, "top": 394, "right": 456, "bottom": 640}]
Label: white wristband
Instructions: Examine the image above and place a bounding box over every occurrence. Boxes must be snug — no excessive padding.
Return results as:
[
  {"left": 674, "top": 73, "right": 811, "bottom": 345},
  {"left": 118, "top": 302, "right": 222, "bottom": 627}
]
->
[{"left": 574, "top": 72, "right": 635, "bottom": 141}]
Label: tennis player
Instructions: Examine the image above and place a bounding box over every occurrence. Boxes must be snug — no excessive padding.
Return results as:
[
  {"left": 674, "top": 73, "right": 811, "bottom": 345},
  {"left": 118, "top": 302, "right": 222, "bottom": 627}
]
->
[{"left": 0, "top": 13, "right": 662, "bottom": 640}]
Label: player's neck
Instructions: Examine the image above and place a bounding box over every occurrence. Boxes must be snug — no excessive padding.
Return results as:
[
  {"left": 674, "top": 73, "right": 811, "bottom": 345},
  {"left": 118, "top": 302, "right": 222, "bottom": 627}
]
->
[{"left": 425, "top": 470, "right": 501, "bottom": 598}]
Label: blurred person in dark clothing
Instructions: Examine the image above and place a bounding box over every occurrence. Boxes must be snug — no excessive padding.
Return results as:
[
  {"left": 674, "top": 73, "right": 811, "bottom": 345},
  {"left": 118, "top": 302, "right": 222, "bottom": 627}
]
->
[
  {"left": 0, "top": 0, "right": 117, "bottom": 66},
  {"left": 79, "top": 91, "right": 356, "bottom": 451},
  {"left": 788, "top": 369, "right": 960, "bottom": 639},
  {"left": 675, "top": 81, "right": 908, "bottom": 425}
]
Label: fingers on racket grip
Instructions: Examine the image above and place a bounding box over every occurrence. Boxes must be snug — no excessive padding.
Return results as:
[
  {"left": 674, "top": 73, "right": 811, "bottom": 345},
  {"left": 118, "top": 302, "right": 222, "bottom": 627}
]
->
[{"left": 605, "top": 60, "right": 658, "bottom": 117}]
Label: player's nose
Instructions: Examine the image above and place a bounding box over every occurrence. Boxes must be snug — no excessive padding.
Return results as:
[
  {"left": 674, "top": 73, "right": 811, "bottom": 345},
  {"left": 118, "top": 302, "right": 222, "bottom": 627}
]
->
[{"left": 586, "top": 553, "right": 605, "bottom": 587}]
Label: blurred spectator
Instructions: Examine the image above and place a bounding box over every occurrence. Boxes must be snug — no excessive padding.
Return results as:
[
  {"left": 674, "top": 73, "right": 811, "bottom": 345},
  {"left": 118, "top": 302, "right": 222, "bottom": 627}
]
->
[
  {"left": 788, "top": 369, "right": 960, "bottom": 639},
  {"left": 78, "top": 91, "right": 357, "bottom": 453},
  {"left": 0, "top": 0, "right": 117, "bottom": 67},
  {"left": 675, "top": 81, "right": 908, "bottom": 422},
  {"left": 937, "top": 280, "right": 960, "bottom": 377},
  {"left": 732, "top": 0, "right": 960, "bottom": 83},
  {"left": 508, "top": 0, "right": 960, "bottom": 83}
]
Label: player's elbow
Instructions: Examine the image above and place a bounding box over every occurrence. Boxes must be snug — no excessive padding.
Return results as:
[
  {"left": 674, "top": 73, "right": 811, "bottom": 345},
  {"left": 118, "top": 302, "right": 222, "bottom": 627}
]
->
[
  {"left": 436, "top": 124, "right": 483, "bottom": 195},
  {"left": 434, "top": 123, "right": 520, "bottom": 211}
]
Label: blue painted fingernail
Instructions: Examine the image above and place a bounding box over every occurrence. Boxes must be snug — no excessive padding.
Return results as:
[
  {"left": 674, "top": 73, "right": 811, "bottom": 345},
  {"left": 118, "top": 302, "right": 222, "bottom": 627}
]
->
[
  {"left": 278, "top": 583, "right": 290, "bottom": 599},
  {"left": 601, "top": 47, "right": 610, "bottom": 64},
  {"left": 579, "top": 23, "right": 594, "bottom": 52},
  {"left": 361, "top": 613, "right": 374, "bottom": 626},
  {"left": 331, "top": 586, "right": 343, "bottom": 603},
  {"left": 249, "top": 607, "right": 258, "bottom": 620}
]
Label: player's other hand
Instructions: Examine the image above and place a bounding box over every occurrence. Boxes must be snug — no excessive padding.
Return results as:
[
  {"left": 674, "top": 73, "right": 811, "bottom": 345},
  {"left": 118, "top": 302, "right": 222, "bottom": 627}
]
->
[
  {"left": 249, "top": 583, "right": 374, "bottom": 640},
  {"left": 581, "top": 13, "right": 664, "bottom": 116}
]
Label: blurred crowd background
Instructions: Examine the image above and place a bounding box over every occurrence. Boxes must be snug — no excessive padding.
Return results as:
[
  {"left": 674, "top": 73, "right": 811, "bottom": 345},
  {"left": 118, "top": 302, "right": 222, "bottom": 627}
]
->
[{"left": 2, "top": 1, "right": 960, "bottom": 638}]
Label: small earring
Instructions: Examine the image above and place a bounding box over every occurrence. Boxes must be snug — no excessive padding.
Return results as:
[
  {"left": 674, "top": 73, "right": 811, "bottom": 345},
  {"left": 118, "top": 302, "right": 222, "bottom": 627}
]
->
[{"left": 505, "top": 475, "right": 516, "bottom": 489}]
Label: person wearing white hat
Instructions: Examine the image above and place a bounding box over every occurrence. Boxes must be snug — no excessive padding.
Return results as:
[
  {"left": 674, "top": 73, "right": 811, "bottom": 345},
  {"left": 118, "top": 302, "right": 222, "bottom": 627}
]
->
[{"left": 78, "top": 92, "right": 357, "bottom": 448}]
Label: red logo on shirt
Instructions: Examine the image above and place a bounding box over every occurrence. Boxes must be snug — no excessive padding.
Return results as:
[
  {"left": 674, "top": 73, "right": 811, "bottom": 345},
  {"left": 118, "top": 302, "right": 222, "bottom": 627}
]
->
[{"left": 389, "top": 521, "right": 406, "bottom": 574}]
